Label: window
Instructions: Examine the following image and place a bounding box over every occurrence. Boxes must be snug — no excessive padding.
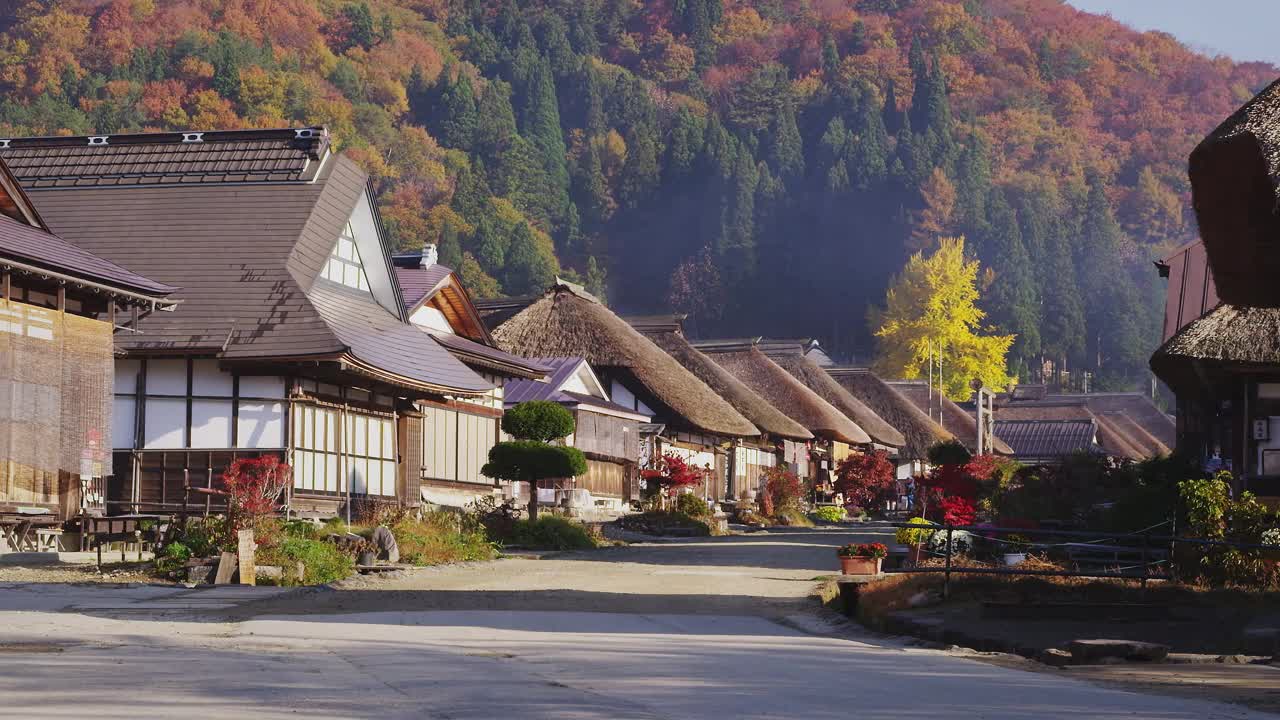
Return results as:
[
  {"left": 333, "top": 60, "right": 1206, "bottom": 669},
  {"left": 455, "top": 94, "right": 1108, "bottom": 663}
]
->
[
  {"left": 292, "top": 404, "right": 396, "bottom": 496},
  {"left": 421, "top": 405, "right": 497, "bottom": 485},
  {"left": 320, "top": 223, "right": 371, "bottom": 292}
]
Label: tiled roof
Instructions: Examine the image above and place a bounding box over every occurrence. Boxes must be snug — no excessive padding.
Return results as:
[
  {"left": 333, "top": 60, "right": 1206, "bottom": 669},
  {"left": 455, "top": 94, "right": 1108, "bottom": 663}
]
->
[
  {"left": 0, "top": 128, "right": 329, "bottom": 187},
  {"left": 0, "top": 209, "right": 174, "bottom": 297},
  {"left": 993, "top": 420, "right": 1099, "bottom": 461},
  {"left": 393, "top": 263, "right": 453, "bottom": 311},
  {"left": 308, "top": 282, "right": 492, "bottom": 395},
  {"left": 427, "top": 331, "right": 550, "bottom": 379}
]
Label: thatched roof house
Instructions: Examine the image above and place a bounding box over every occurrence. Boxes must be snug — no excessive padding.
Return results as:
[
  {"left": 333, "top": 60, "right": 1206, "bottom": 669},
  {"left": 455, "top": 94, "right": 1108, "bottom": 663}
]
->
[
  {"left": 992, "top": 395, "right": 1172, "bottom": 462},
  {"left": 628, "top": 317, "right": 813, "bottom": 442},
  {"left": 693, "top": 340, "right": 871, "bottom": 444},
  {"left": 483, "top": 281, "right": 759, "bottom": 438},
  {"left": 1152, "top": 304, "right": 1280, "bottom": 384},
  {"left": 756, "top": 343, "right": 905, "bottom": 448},
  {"left": 1187, "top": 78, "right": 1280, "bottom": 307},
  {"left": 825, "top": 368, "right": 953, "bottom": 460},
  {"left": 887, "top": 381, "right": 1014, "bottom": 455}
]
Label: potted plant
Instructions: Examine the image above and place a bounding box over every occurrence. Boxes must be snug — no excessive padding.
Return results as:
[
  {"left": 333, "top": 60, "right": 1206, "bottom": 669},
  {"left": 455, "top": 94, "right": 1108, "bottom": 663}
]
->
[
  {"left": 895, "top": 517, "right": 936, "bottom": 564},
  {"left": 1001, "top": 534, "right": 1029, "bottom": 566},
  {"left": 837, "top": 542, "right": 888, "bottom": 575}
]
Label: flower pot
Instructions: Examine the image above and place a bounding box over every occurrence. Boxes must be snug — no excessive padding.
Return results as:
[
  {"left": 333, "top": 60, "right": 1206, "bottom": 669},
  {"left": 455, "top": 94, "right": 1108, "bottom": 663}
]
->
[
  {"left": 840, "top": 556, "right": 883, "bottom": 575},
  {"left": 1002, "top": 553, "right": 1026, "bottom": 567},
  {"left": 358, "top": 551, "right": 377, "bottom": 567}
]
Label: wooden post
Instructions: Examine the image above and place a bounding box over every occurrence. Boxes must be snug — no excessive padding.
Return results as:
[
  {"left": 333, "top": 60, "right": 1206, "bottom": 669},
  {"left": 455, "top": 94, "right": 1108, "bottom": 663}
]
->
[
  {"left": 943, "top": 525, "right": 954, "bottom": 600},
  {"left": 236, "top": 528, "right": 256, "bottom": 586}
]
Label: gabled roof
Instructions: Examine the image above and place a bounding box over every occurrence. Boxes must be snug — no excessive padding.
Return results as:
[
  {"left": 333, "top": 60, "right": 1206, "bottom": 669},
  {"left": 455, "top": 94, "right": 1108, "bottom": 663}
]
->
[
  {"left": 757, "top": 341, "right": 905, "bottom": 448},
  {"left": 826, "top": 368, "right": 952, "bottom": 460},
  {"left": 993, "top": 420, "right": 1101, "bottom": 462},
  {"left": 427, "top": 330, "right": 550, "bottom": 379},
  {"left": 886, "top": 381, "right": 1015, "bottom": 456},
  {"left": 504, "top": 357, "right": 648, "bottom": 421},
  {"left": 486, "top": 281, "right": 759, "bottom": 437},
  {"left": 629, "top": 319, "right": 812, "bottom": 442},
  {"left": 693, "top": 341, "right": 870, "bottom": 444},
  {"left": 992, "top": 396, "right": 1171, "bottom": 462},
  {"left": 1, "top": 128, "right": 490, "bottom": 396},
  {"left": 0, "top": 158, "right": 174, "bottom": 303}
]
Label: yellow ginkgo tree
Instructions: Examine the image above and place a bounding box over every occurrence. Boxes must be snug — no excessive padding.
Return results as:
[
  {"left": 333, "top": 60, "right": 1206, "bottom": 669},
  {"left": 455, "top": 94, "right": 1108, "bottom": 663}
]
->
[{"left": 870, "top": 237, "right": 1014, "bottom": 400}]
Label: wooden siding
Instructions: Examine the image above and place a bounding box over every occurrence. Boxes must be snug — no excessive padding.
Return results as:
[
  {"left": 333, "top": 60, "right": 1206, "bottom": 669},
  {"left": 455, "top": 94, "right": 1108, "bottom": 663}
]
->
[
  {"left": 577, "top": 458, "right": 626, "bottom": 498},
  {"left": 573, "top": 410, "right": 639, "bottom": 462}
]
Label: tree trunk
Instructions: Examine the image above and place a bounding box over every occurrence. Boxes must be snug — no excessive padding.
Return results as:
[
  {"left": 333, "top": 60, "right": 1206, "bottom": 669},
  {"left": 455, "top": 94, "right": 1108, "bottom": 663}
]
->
[{"left": 528, "top": 481, "right": 538, "bottom": 521}]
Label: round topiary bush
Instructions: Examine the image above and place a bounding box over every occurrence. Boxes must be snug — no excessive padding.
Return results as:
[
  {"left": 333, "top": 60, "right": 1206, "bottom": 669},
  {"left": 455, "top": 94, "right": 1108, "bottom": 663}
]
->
[
  {"left": 502, "top": 400, "right": 576, "bottom": 442},
  {"left": 675, "top": 492, "right": 711, "bottom": 518},
  {"left": 927, "top": 439, "right": 972, "bottom": 467}
]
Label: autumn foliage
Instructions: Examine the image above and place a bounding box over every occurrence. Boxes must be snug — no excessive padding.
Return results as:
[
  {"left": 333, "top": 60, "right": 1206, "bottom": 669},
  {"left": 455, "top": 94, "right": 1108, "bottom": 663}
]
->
[
  {"left": 642, "top": 452, "right": 709, "bottom": 500},
  {"left": 834, "top": 450, "right": 896, "bottom": 512},
  {"left": 222, "top": 455, "right": 291, "bottom": 532}
]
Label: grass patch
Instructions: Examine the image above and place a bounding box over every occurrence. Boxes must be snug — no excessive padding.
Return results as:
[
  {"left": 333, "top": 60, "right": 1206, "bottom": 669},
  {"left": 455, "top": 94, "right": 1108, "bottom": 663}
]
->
[
  {"left": 257, "top": 537, "right": 354, "bottom": 586},
  {"left": 389, "top": 511, "right": 497, "bottom": 565},
  {"left": 508, "top": 516, "right": 601, "bottom": 550}
]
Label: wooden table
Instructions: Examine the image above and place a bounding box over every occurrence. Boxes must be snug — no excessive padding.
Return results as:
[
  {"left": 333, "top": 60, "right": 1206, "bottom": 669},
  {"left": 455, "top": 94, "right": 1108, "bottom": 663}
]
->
[{"left": 0, "top": 514, "right": 61, "bottom": 552}]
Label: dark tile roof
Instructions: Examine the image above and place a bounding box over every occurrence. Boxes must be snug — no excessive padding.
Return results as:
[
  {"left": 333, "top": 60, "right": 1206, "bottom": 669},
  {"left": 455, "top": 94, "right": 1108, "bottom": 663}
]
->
[
  {"left": 0, "top": 128, "right": 329, "bottom": 187},
  {"left": 4, "top": 129, "right": 490, "bottom": 396},
  {"left": 394, "top": 263, "right": 453, "bottom": 311},
  {"left": 992, "top": 420, "right": 1099, "bottom": 461},
  {"left": 427, "top": 330, "right": 550, "bottom": 379},
  {"left": 308, "top": 282, "right": 491, "bottom": 394},
  {"left": 888, "top": 381, "right": 1014, "bottom": 455},
  {"left": 0, "top": 210, "right": 174, "bottom": 297}
]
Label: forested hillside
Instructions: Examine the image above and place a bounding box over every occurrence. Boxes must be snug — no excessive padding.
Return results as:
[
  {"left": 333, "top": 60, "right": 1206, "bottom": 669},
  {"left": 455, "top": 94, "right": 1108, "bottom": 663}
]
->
[{"left": 1, "top": 0, "right": 1273, "bottom": 389}]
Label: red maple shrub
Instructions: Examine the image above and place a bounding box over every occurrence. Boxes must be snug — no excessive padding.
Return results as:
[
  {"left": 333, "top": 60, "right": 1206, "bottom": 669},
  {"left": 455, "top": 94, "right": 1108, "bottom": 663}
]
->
[
  {"left": 223, "top": 455, "right": 291, "bottom": 533},
  {"left": 835, "top": 450, "right": 896, "bottom": 511},
  {"left": 642, "top": 452, "right": 708, "bottom": 501},
  {"left": 761, "top": 466, "right": 804, "bottom": 518}
]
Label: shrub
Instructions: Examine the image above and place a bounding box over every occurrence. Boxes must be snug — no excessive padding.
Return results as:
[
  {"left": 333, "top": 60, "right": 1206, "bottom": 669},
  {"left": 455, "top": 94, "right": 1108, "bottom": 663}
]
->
[
  {"left": 675, "top": 492, "right": 711, "bottom": 518},
  {"left": 156, "top": 541, "right": 191, "bottom": 574},
  {"left": 812, "top": 505, "right": 847, "bottom": 523},
  {"left": 617, "top": 511, "right": 713, "bottom": 536},
  {"left": 774, "top": 509, "right": 815, "bottom": 527},
  {"left": 510, "top": 516, "right": 599, "bottom": 550},
  {"left": 174, "top": 516, "right": 228, "bottom": 557},
  {"left": 896, "top": 517, "right": 937, "bottom": 546},
  {"left": 223, "top": 456, "right": 291, "bottom": 533},
  {"left": 1179, "top": 473, "right": 1232, "bottom": 539},
  {"left": 391, "top": 511, "right": 496, "bottom": 564},
  {"left": 927, "top": 440, "right": 972, "bottom": 467},
  {"left": 834, "top": 450, "right": 895, "bottom": 511},
  {"left": 642, "top": 453, "right": 710, "bottom": 501},
  {"left": 502, "top": 400, "right": 576, "bottom": 442},
  {"left": 257, "top": 537, "right": 354, "bottom": 585},
  {"left": 762, "top": 466, "right": 804, "bottom": 518}
]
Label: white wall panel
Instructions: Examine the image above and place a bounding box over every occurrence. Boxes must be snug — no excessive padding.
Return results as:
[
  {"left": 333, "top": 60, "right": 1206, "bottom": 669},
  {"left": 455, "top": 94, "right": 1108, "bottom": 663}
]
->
[
  {"left": 143, "top": 398, "right": 186, "bottom": 448},
  {"left": 237, "top": 402, "right": 285, "bottom": 449},
  {"left": 190, "top": 399, "right": 233, "bottom": 448},
  {"left": 146, "top": 360, "right": 188, "bottom": 395},
  {"left": 112, "top": 397, "right": 136, "bottom": 449},
  {"left": 191, "top": 360, "right": 233, "bottom": 397},
  {"left": 114, "top": 359, "right": 140, "bottom": 395},
  {"left": 239, "top": 375, "right": 287, "bottom": 399}
]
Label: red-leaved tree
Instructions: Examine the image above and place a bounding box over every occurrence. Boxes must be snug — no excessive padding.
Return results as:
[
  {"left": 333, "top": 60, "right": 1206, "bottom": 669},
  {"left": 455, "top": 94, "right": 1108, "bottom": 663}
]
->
[
  {"left": 835, "top": 450, "right": 896, "bottom": 511},
  {"left": 223, "top": 456, "right": 291, "bottom": 533},
  {"left": 642, "top": 452, "right": 708, "bottom": 502},
  {"left": 761, "top": 466, "right": 804, "bottom": 518}
]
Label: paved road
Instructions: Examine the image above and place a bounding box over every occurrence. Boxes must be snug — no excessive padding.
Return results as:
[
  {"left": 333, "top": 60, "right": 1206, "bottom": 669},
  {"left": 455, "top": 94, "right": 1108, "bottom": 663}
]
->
[{"left": 0, "top": 526, "right": 1273, "bottom": 719}]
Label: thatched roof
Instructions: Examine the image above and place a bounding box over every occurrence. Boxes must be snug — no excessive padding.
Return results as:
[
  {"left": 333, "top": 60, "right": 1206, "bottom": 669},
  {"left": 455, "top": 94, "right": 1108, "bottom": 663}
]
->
[
  {"left": 1188, "top": 78, "right": 1280, "bottom": 307},
  {"left": 1153, "top": 303, "right": 1280, "bottom": 368},
  {"left": 486, "top": 281, "right": 759, "bottom": 438},
  {"left": 887, "top": 381, "right": 1015, "bottom": 456},
  {"left": 758, "top": 344, "right": 905, "bottom": 448},
  {"left": 628, "top": 319, "right": 813, "bottom": 441},
  {"left": 826, "top": 368, "right": 953, "bottom": 460},
  {"left": 693, "top": 341, "right": 871, "bottom": 444}
]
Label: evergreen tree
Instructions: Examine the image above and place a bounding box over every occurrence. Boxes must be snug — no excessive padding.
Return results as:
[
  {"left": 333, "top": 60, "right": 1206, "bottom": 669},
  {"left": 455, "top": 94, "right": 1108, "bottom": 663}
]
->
[
  {"left": 882, "top": 79, "right": 903, "bottom": 135},
  {"left": 522, "top": 56, "right": 571, "bottom": 224},
  {"left": 584, "top": 255, "right": 609, "bottom": 303},
  {"left": 619, "top": 121, "right": 661, "bottom": 209},
  {"left": 1077, "top": 171, "right": 1126, "bottom": 370},
  {"left": 849, "top": 85, "right": 890, "bottom": 190},
  {"left": 438, "top": 71, "right": 479, "bottom": 150},
  {"left": 474, "top": 80, "right": 518, "bottom": 157},
  {"left": 438, "top": 220, "right": 464, "bottom": 270},
  {"left": 504, "top": 222, "right": 557, "bottom": 295},
  {"left": 954, "top": 134, "right": 991, "bottom": 234},
  {"left": 472, "top": 215, "right": 507, "bottom": 275},
  {"left": 982, "top": 189, "right": 1041, "bottom": 369},
  {"left": 1040, "top": 218, "right": 1087, "bottom": 374},
  {"left": 769, "top": 102, "right": 805, "bottom": 182},
  {"left": 822, "top": 36, "right": 841, "bottom": 79},
  {"left": 818, "top": 117, "right": 850, "bottom": 193}
]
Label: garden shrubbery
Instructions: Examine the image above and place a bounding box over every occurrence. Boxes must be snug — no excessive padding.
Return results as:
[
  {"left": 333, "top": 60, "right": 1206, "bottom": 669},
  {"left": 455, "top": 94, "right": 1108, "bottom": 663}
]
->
[
  {"left": 675, "top": 492, "right": 711, "bottom": 518},
  {"left": 618, "top": 510, "right": 713, "bottom": 536},
  {"left": 509, "top": 515, "right": 600, "bottom": 550},
  {"left": 812, "top": 505, "right": 847, "bottom": 523}
]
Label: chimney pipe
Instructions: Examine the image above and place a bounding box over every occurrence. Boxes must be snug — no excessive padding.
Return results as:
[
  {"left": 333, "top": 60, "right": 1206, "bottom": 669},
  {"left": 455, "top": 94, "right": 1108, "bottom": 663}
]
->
[{"left": 420, "top": 243, "right": 438, "bottom": 268}]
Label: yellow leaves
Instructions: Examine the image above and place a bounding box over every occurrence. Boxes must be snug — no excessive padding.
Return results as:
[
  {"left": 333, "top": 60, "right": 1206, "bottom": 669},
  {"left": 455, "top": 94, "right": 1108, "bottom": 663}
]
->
[
  {"left": 187, "top": 90, "right": 239, "bottom": 130},
  {"left": 238, "top": 66, "right": 287, "bottom": 120},
  {"left": 178, "top": 56, "right": 215, "bottom": 81},
  {"left": 714, "top": 7, "right": 772, "bottom": 46},
  {"left": 872, "top": 237, "right": 1013, "bottom": 400},
  {"left": 591, "top": 129, "right": 628, "bottom": 177},
  {"left": 21, "top": 8, "right": 90, "bottom": 95}
]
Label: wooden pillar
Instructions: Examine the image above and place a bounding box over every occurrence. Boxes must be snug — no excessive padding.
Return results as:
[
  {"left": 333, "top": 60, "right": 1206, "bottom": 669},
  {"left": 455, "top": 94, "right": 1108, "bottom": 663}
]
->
[{"left": 1, "top": 269, "right": 10, "bottom": 303}]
